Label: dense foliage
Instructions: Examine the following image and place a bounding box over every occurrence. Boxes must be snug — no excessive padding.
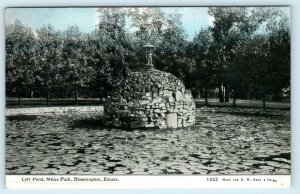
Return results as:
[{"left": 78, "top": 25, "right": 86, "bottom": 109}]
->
[{"left": 5, "top": 7, "right": 290, "bottom": 105}]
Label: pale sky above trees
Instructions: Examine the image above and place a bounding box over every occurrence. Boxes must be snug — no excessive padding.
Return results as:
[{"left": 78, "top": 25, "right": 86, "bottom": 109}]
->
[{"left": 5, "top": 7, "right": 290, "bottom": 41}]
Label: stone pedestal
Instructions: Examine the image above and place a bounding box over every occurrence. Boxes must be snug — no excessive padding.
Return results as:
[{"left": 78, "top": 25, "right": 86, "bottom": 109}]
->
[{"left": 166, "top": 113, "right": 177, "bottom": 128}]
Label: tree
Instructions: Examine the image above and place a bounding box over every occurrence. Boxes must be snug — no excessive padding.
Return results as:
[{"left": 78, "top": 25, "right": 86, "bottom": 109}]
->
[
  {"left": 190, "top": 28, "right": 217, "bottom": 105},
  {"left": 232, "top": 35, "right": 270, "bottom": 107},
  {"left": 128, "top": 8, "right": 168, "bottom": 69},
  {"left": 61, "top": 26, "right": 93, "bottom": 103},
  {"left": 5, "top": 20, "right": 36, "bottom": 104},
  {"left": 156, "top": 11, "right": 192, "bottom": 83},
  {"left": 35, "top": 25, "right": 63, "bottom": 105},
  {"left": 208, "top": 7, "right": 249, "bottom": 103},
  {"left": 130, "top": 8, "right": 166, "bottom": 46},
  {"left": 5, "top": 8, "right": 290, "bottom": 106},
  {"left": 130, "top": 8, "right": 194, "bottom": 87},
  {"left": 95, "top": 8, "right": 132, "bottom": 96},
  {"left": 266, "top": 13, "right": 290, "bottom": 101},
  {"left": 208, "top": 7, "right": 290, "bottom": 106}
]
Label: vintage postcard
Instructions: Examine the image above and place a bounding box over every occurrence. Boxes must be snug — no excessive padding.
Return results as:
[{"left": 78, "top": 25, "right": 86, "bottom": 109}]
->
[{"left": 5, "top": 6, "right": 290, "bottom": 189}]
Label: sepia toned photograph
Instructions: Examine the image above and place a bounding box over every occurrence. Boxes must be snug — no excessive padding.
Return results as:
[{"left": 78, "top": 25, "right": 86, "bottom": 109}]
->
[{"left": 5, "top": 6, "right": 290, "bottom": 177}]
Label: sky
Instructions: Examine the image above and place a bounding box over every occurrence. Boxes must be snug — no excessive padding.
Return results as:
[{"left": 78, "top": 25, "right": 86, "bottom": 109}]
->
[
  {"left": 5, "top": 7, "right": 212, "bottom": 41},
  {"left": 5, "top": 7, "right": 290, "bottom": 41}
]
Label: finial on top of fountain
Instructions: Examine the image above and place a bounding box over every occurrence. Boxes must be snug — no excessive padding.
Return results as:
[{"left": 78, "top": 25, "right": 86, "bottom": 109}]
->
[{"left": 143, "top": 43, "right": 155, "bottom": 69}]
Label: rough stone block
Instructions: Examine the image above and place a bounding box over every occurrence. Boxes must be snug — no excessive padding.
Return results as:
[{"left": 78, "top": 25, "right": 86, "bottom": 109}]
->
[
  {"left": 166, "top": 95, "right": 175, "bottom": 103},
  {"left": 166, "top": 113, "right": 177, "bottom": 128},
  {"left": 175, "top": 91, "right": 184, "bottom": 101},
  {"left": 152, "top": 97, "right": 163, "bottom": 103},
  {"left": 144, "top": 123, "right": 155, "bottom": 128},
  {"left": 154, "top": 109, "right": 161, "bottom": 113},
  {"left": 139, "top": 99, "right": 149, "bottom": 105}
]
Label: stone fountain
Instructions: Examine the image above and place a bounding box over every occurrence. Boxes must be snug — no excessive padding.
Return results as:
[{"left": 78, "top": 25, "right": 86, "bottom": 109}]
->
[{"left": 105, "top": 44, "right": 196, "bottom": 129}]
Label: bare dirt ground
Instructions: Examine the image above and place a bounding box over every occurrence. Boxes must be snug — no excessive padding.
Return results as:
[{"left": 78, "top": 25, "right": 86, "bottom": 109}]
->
[{"left": 6, "top": 106, "right": 290, "bottom": 175}]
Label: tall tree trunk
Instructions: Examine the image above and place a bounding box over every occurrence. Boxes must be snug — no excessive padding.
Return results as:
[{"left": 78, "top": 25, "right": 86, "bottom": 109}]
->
[
  {"left": 233, "top": 90, "right": 237, "bottom": 107},
  {"left": 99, "top": 87, "right": 103, "bottom": 104},
  {"left": 225, "top": 85, "right": 229, "bottom": 102},
  {"left": 74, "top": 85, "right": 78, "bottom": 104},
  {"left": 205, "top": 88, "right": 208, "bottom": 106},
  {"left": 218, "top": 83, "right": 224, "bottom": 103},
  {"left": 263, "top": 94, "right": 266, "bottom": 108},
  {"left": 46, "top": 87, "right": 50, "bottom": 106},
  {"left": 18, "top": 88, "right": 21, "bottom": 105}
]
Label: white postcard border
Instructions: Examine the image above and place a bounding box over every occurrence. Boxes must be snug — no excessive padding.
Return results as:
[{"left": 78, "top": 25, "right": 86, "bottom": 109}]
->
[{"left": 6, "top": 175, "right": 290, "bottom": 189}]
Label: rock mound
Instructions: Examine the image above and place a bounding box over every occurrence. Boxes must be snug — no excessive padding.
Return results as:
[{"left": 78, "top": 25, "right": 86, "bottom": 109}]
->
[{"left": 105, "top": 68, "right": 196, "bottom": 129}]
